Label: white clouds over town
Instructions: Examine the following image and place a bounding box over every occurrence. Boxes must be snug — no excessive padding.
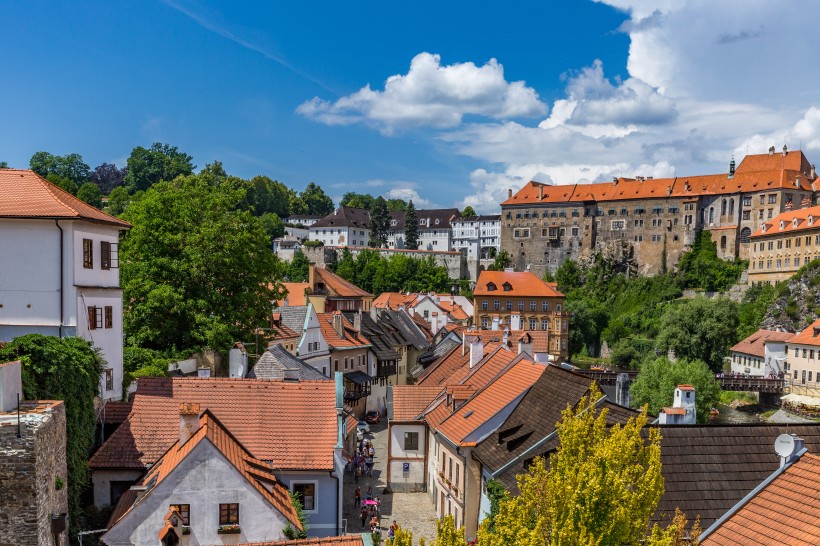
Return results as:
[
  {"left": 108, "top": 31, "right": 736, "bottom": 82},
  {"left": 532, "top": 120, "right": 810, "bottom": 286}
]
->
[{"left": 300, "top": 1, "right": 820, "bottom": 212}]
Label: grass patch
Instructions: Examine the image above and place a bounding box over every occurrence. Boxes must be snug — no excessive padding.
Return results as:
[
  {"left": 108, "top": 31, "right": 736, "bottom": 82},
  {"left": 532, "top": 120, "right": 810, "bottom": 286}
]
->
[
  {"left": 760, "top": 409, "right": 777, "bottom": 420},
  {"left": 719, "top": 391, "right": 757, "bottom": 405}
]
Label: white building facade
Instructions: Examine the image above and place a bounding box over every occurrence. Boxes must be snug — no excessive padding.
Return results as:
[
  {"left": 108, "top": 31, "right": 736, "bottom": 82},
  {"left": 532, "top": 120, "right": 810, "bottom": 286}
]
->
[
  {"left": 308, "top": 207, "right": 370, "bottom": 247},
  {"left": 0, "top": 170, "right": 130, "bottom": 401},
  {"left": 450, "top": 215, "right": 501, "bottom": 259},
  {"left": 387, "top": 209, "right": 459, "bottom": 251}
]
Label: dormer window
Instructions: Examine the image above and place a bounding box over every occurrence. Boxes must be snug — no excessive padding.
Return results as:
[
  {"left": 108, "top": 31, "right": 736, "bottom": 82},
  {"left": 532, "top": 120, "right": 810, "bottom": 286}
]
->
[
  {"left": 391, "top": 220, "right": 397, "bottom": 226},
  {"left": 487, "top": 282, "right": 497, "bottom": 292},
  {"left": 779, "top": 220, "right": 785, "bottom": 229},
  {"left": 809, "top": 215, "right": 814, "bottom": 226},
  {"left": 502, "top": 282, "right": 512, "bottom": 292},
  {"left": 794, "top": 218, "right": 799, "bottom": 227}
]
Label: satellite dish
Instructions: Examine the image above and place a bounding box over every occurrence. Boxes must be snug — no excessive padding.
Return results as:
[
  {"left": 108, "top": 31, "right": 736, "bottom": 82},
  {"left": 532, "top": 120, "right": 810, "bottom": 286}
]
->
[{"left": 774, "top": 434, "right": 795, "bottom": 458}]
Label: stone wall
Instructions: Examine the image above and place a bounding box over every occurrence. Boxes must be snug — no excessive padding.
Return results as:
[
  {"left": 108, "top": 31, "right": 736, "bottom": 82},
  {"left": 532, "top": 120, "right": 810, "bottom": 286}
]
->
[
  {"left": 0, "top": 401, "right": 68, "bottom": 546},
  {"left": 303, "top": 246, "right": 467, "bottom": 280}
]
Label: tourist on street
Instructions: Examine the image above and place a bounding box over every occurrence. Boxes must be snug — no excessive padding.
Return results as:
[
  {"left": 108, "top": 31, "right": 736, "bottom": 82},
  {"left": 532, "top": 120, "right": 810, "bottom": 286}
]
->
[
  {"left": 360, "top": 506, "right": 368, "bottom": 529},
  {"left": 354, "top": 486, "right": 361, "bottom": 507},
  {"left": 366, "top": 485, "right": 373, "bottom": 500}
]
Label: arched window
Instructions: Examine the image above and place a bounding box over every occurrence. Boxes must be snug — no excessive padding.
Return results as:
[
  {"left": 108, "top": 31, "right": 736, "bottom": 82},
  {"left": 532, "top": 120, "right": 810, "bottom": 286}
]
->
[
  {"left": 740, "top": 227, "right": 752, "bottom": 243},
  {"left": 709, "top": 207, "right": 715, "bottom": 224},
  {"left": 721, "top": 199, "right": 727, "bottom": 216},
  {"left": 728, "top": 198, "right": 735, "bottom": 218}
]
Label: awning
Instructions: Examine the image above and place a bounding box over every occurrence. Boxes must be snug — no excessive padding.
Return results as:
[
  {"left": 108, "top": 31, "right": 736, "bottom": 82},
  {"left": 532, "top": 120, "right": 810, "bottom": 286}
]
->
[{"left": 344, "top": 370, "right": 374, "bottom": 385}]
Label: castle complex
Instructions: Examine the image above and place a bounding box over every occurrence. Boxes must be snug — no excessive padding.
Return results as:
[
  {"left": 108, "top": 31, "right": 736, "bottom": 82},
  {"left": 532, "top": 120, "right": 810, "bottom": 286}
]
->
[{"left": 500, "top": 147, "right": 817, "bottom": 277}]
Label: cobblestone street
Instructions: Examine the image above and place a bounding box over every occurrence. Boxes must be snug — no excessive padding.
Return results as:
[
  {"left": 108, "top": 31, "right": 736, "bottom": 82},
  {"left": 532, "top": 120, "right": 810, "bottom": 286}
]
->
[{"left": 343, "top": 420, "right": 438, "bottom": 543}]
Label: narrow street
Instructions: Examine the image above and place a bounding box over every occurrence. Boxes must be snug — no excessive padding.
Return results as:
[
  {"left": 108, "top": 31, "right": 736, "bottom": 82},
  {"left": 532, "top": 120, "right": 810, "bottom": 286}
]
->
[{"left": 343, "top": 420, "right": 438, "bottom": 543}]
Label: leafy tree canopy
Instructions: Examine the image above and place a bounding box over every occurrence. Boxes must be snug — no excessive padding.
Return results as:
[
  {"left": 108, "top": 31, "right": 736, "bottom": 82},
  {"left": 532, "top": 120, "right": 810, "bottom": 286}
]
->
[
  {"left": 259, "top": 212, "right": 286, "bottom": 244},
  {"left": 46, "top": 173, "right": 79, "bottom": 195},
  {"left": 678, "top": 230, "right": 746, "bottom": 291},
  {"left": 106, "top": 186, "right": 131, "bottom": 216},
  {"left": 655, "top": 297, "right": 738, "bottom": 372},
  {"left": 630, "top": 357, "right": 721, "bottom": 424},
  {"left": 120, "top": 172, "right": 285, "bottom": 352},
  {"left": 89, "top": 163, "right": 126, "bottom": 194},
  {"left": 334, "top": 249, "right": 452, "bottom": 294},
  {"left": 340, "top": 191, "right": 375, "bottom": 210},
  {"left": 488, "top": 249, "right": 512, "bottom": 271},
  {"left": 460, "top": 205, "right": 477, "bottom": 217},
  {"left": 243, "top": 175, "right": 292, "bottom": 217},
  {"left": 77, "top": 182, "right": 103, "bottom": 208},
  {"left": 123, "top": 142, "right": 195, "bottom": 193},
  {"left": 0, "top": 335, "right": 104, "bottom": 538},
  {"left": 285, "top": 250, "right": 310, "bottom": 282},
  {"left": 299, "top": 182, "right": 334, "bottom": 216},
  {"left": 30, "top": 151, "right": 90, "bottom": 184},
  {"left": 0, "top": 161, "right": 9, "bottom": 168}
]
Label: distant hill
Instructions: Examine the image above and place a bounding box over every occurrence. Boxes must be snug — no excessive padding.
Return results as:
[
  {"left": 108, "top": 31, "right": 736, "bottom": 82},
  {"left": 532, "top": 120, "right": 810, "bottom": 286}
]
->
[{"left": 761, "top": 260, "right": 820, "bottom": 333}]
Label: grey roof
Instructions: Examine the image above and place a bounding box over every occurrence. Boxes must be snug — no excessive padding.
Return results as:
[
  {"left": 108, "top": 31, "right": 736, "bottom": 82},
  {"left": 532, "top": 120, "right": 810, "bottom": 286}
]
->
[
  {"left": 248, "top": 345, "right": 328, "bottom": 380},
  {"left": 349, "top": 312, "right": 401, "bottom": 362},
  {"left": 388, "top": 208, "right": 459, "bottom": 231},
  {"left": 278, "top": 306, "right": 308, "bottom": 334},
  {"left": 311, "top": 206, "right": 370, "bottom": 229},
  {"left": 418, "top": 337, "right": 461, "bottom": 365},
  {"left": 379, "top": 309, "right": 431, "bottom": 351}
]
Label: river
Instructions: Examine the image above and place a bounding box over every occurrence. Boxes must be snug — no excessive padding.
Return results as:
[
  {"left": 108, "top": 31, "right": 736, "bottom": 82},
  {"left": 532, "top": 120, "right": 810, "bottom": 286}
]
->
[{"left": 711, "top": 403, "right": 763, "bottom": 424}]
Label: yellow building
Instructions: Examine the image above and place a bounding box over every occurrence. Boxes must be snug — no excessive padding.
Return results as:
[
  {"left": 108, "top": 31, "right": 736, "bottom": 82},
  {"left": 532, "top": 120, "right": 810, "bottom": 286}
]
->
[
  {"left": 749, "top": 205, "right": 820, "bottom": 285},
  {"left": 472, "top": 270, "right": 568, "bottom": 360}
]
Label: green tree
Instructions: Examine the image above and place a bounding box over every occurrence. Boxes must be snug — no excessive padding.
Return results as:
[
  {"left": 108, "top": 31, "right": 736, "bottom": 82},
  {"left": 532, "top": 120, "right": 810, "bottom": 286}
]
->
[
  {"left": 489, "top": 249, "right": 512, "bottom": 271},
  {"left": 566, "top": 298, "right": 608, "bottom": 356},
  {"left": 89, "top": 163, "right": 126, "bottom": 194},
  {"left": 555, "top": 259, "right": 584, "bottom": 292},
  {"left": 300, "top": 182, "right": 334, "bottom": 216},
  {"left": 0, "top": 335, "right": 104, "bottom": 540},
  {"left": 369, "top": 196, "right": 390, "bottom": 248},
  {"left": 630, "top": 357, "right": 721, "bottom": 424},
  {"left": 737, "top": 283, "right": 777, "bottom": 340},
  {"left": 289, "top": 190, "right": 308, "bottom": 215},
  {"left": 655, "top": 297, "right": 738, "bottom": 372},
  {"left": 123, "top": 142, "right": 194, "bottom": 193},
  {"left": 478, "top": 386, "right": 664, "bottom": 546},
  {"left": 285, "top": 250, "right": 311, "bottom": 282},
  {"left": 404, "top": 200, "right": 419, "bottom": 250},
  {"left": 106, "top": 186, "right": 131, "bottom": 216},
  {"left": 460, "top": 205, "right": 477, "bottom": 217},
  {"left": 259, "top": 212, "right": 286, "bottom": 244},
  {"left": 0, "top": 161, "right": 9, "bottom": 168},
  {"left": 243, "top": 175, "right": 291, "bottom": 217},
  {"left": 30, "top": 151, "right": 90, "bottom": 184},
  {"left": 340, "top": 191, "right": 375, "bottom": 210},
  {"left": 47, "top": 173, "right": 78, "bottom": 195},
  {"left": 77, "top": 182, "right": 103, "bottom": 208},
  {"left": 282, "top": 491, "right": 309, "bottom": 539},
  {"left": 677, "top": 230, "right": 745, "bottom": 291},
  {"left": 387, "top": 198, "right": 409, "bottom": 211},
  {"left": 120, "top": 173, "right": 284, "bottom": 352}
]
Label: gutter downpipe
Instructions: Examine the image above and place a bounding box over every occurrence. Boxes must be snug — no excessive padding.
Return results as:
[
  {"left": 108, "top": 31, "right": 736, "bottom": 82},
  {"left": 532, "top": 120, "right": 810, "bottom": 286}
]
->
[{"left": 55, "top": 220, "right": 64, "bottom": 338}]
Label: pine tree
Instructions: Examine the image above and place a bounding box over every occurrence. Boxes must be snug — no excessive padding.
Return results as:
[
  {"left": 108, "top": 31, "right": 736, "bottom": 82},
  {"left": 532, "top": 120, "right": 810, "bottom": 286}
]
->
[
  {"left": 369, "top": 196, "right": 390, "bottom": 248},
  {"left": 405, "top": 200, "right": 419, "bottom": 250}
]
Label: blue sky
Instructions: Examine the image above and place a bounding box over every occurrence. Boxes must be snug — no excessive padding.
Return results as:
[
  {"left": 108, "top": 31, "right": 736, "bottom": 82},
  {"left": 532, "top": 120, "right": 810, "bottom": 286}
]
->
[{"left": 3, "top": 1, "right": 820, "bottom": 212}]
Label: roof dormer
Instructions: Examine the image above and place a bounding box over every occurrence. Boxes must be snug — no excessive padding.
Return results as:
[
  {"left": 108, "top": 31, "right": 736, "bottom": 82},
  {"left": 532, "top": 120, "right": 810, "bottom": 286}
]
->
[
  {"left": 487, "top": 282, "right": 497, "bottom": 292},
  {"left": 793, "top": 218, "right": 799, "bottom": 228},
  {"left": 502, "top": 282, "right": 512, "bottom": 292},
  {"left": 779, "top": 220, "right": 785, "bottom": 229},
  {"left": 809, "top": 215, "right": 814, "bottom": 226}
]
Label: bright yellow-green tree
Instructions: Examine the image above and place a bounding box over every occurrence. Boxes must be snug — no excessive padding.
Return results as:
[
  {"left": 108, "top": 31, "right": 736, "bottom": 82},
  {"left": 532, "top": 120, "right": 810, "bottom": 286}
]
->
[
  {"left": 436, "top": 515, "right": 467, "bottom": 546},
  {"left": 478, "top": 385, "right": 665, "bottom": 546}
]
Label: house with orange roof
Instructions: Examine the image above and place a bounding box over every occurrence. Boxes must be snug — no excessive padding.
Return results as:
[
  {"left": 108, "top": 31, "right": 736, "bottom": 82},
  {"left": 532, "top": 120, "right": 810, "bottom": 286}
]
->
[
  {"left": 499, "top": 147, "right": 817, "bottom": 277},
  {"left": 0, "top": 169, "right": 131, "bottom": 401},
  {"left": 473, "top": 270, "right": 568, "bottom": 361},
  {"left": 782, "top": 319, "right": 820, "bottom": 409},
  {"left": 89, "top": 375, "right": 348, "bottom": 537},
  {"left": 304, "top": 264, "right": 373, "bottom": 313},
  {"left": 374, "top": 292, "right": 472, "bottom": 333},
  {"left": 100, "top": 407, "right": 302, "bottom": 545},
  {"left": 730, "top": 329, "right": 792, "bottom": 377},
  {"left": 749, "top": 205, "right": 820, "bottom": 284},
  {"left": 317, "top": 311, "right": 373, "bottom": 416}
]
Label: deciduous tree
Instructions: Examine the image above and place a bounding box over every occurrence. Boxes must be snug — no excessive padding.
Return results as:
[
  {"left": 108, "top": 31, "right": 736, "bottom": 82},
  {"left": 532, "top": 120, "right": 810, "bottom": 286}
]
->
[
  {"left": 299, "top": 182, "right": 334, "bottom": 216},
  {"left": 461, "top": 205, "right": 477, "bottom": 217},
  {"left": 89, "top": 162, "right": 126, "bottom": 194},
  {"left": 123, "top": 142, "right": 194, "bottom": 193},
  {"left": 30, "top": 151, "right": 90, "bottom": 185},
  {"left": 77, "top": 182, "right": 103, "bottom": 208},
  {"left": 630, "top": 357, "right": 721, "bottom": 424},
  {"left": 106, "top": 186, "right": 131, "bottom": 216}
]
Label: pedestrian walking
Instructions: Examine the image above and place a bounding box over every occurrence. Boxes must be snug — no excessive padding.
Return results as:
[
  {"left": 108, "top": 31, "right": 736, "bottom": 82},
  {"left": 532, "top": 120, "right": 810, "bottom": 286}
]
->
[
  {"left": 354, "top": 486, "right": 361, "bottom": 507},
  {"left": 366, "top": 485, "right": 373, "bottom": 500},
  {"left": 360, "top": 506, "right": 368, "bottom": 529}
]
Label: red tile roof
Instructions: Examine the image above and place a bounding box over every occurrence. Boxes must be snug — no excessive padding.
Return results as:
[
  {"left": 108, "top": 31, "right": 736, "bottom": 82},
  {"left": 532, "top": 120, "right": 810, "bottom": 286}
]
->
[
  {"left": 279, "top": 283, "right": 310, "bottom": 306},
  {"left": 90, "top": 377, "right": 338, "bottom": 471},
  {"left": 102, "top": 401, "right": 133, "bottom": 425},
  {"left": 317, "top": 312, "right": 372, "bottom": 349},
  {"left": 312, "top": 267, "right": 373, "bottom": 298},
  {"left": 751, "top": 205, "right": 820, "bottom": 237},
  {"left": 469, "top": 330, "right": 550, "bottom": 353},
  {"left": 372, "top": 292, "right": 417, "bottom": 309},
  {"left": 785, "top": 318, "right": 820, "bottom": 347},
  {"left": 108, "top": 410, "right": 300, "bottom": 529},
  {"left": 0, "top": 169, "right": 131, "bottom": 228},
  {"left": 474, "top": 271, "right": 564, "bottom": 298},
  {"left": 702, "top": 453, "right": 820, "bottom": 546},
  {"left": 435, "top": 357, "right": 546, "bottom": 446},
  {"left": 392, "top": 385, "right": 445, "bottom": 421},
  {"left": 731, "top": 329, "right": 794, "bottom": 358}
]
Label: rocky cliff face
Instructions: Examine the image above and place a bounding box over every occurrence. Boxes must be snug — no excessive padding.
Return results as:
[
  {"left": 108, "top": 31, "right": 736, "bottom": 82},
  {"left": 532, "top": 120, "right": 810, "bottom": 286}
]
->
[
  {"left": 761, "top": 261, "right": 820, "bottom": 332},
  {"left": 578, "top": 240, "right": 639, "bottom": 278}
]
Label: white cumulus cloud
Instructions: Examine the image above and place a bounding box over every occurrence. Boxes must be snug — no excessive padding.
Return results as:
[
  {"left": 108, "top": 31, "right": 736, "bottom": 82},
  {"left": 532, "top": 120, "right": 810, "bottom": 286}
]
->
[{"left": 296, "top": 52, "right": 547, "bottom": 134}]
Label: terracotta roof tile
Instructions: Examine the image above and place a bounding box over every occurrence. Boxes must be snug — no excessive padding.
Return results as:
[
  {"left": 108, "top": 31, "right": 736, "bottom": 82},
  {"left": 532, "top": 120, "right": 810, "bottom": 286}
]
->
[
  {"left": 108, "top": 410, "right": 300, "bottom": 530},
  {"left": 372, "top": 292, "right": 417, "bottom": 309},
  {"left": 730, "top": 329, "right": 793, "bottom": 358},
  {"left": 784, "top": 318, "right": 820, "bottom": 347},
  {"left": 313, "top": 267, "right": 373, "bottom": 298},
  {"left": 279, "top": 283, "right": 310, "bottom": 306},
  {"left": 391, "top": 385, "right": 445, "bottom": 421},
  {"left": 469, "top": 330, "right": 550, "bottom": 353},
  {"left": 102, "top": 401, "right": 133, "bottom": 425},
  {"left": 751, "top": 205, "right": 820, "bottom": 238},
  {"left": 90, "top": 377, "right": 338, "bottom": 471},
  {"left": 317, "top": 312, "right": 372, "bottom": 349},
  {"left": 703, "top": 453, "right": 820, "bottom": 546},
  {"left": 474, "top": 271, "right": 564, "bottom": 297},
  {"left": 0, "top": 169, "right": 131, "bottom": 228}
]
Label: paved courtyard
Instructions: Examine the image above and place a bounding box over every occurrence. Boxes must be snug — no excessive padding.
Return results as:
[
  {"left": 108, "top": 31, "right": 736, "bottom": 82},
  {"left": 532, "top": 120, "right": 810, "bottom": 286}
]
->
[{"left": 342, "top": 420, "right": 438, "bottom": 543}]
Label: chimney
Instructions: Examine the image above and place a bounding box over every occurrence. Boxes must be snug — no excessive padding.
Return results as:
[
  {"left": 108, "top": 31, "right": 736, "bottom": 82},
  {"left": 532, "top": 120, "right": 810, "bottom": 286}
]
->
[
  {"left": 469, "top": 337, "right": 484, "bottom": 368},
  {"left": 728, "top": 157, "right": 735, "bottom": 178},
  {"left": 684, "top": 181, "right": 690, "bottom": 192},
  {"left": 491, "top": 316, "right": 500, "bottom": 331},
  {"left": 332, "top": 311, "right": 345, "bottom": 339},
  {"left": 769, "top": 146, "right": 775, "bottom": 156},
  {"left": 0, "top": 361, "right": 23, "bottom": 413},
  {"left": 811, "top": 164, "right": 816, "bottom": 180},
  {"left": 666, "top": 185, "right": 671, "bottom": 196},
  {"left": 179, "top": 403, "right": 201, "bottom": 445},
  {"left": 353, "top": 310, "right": 362, "bottom": 332},
  {"left": 502, "top": 327, "right": 509, "bottom": 346},
  {"left": 783, "top": 144, "right": 788, "bottom": 157},
  {"left": 517, "top": 333, "right": 532, "bottom": 357},
  {"left": 462, "top": 330, "right": 468, "bottom": 356},
  {"left": 538, "top": 185, "right": 543, "bottom": 200},
  {"left": 613, "top": 177, "right": 619, "bottom": 186},
  {"left": 510, "top": 313, "right": 521, "bottom": 331}
]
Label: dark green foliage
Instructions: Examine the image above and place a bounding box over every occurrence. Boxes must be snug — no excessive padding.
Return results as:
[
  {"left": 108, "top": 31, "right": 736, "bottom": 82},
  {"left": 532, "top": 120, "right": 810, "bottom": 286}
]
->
[
  {"left": 630, "top": 357, "right": 721, "bottom": 423},
  {"left": 241, "top": 175, "right": 293, "bottom": 217},
  {"left": 77, "top": 182, "right": 103, "bottom": 208},
  {"left": 283, "top": 492, "right": 309, "bottom": 539},
  {"left": 122, "top": 346, "right": 173, "bottom": 393},
  {"left": 461, "top": 205, "right": 477, "bottom": 218},
  {"left": 47, "top": 173, "right": 78, "bottom": 195},
  {"left": 299, "top": 182, "right": 334, "bottom": 216},
  {"left": 609, "top": 337, "right": 656, "bottom": 369},
  {"left": 30, "top": 151, "right": 90, "bottom": 185},
  {"left": 737, "top": 283, "right": 777, "bottom": 340},
  {"left": 565, "top": 298, "right": 608, "bottom": 356},
  {"left": 484, "top": 479, "right": 508, "bottom": 532},
  {"left": 123, "top": 142, "right": 194, "bottom": 193},
  {"left": 386, "top": 198, "right": 409, "bottom": 211},
  {"left": 404, "top": 200, "right": 419, "bottom": 250},
  {"left": 488, "top": 249, "right": 512, "bottom": 271},
  {"left": 259, "top": 212, "right": 286, "bottom": 244},
  {"left": 106, "top": 186, "right": 131, "bottom": 216},
  {"left": 0, "top": 161, "right": 9, "bottom": 168},
  {"left": 368, "top": 196, "right": 390, "bottom": 248},
  {"left": 285, "top": 250, "right": 310, "bottom": 282},
  {"left": 677, "top": 230, "right": 746, "bottom": 291},
  {"left": 334, "top": 249, "right": 452, "bottom": 294},
  {"left": 340, "top": 191, "right": 375, "bottom": 210},
  {"left": 0, "top": 335, "right": 104, "bottom": 538},
  {"left": 120, "top": 173, "right": 285, "bottom": 353},
  {"left": 655, "top": 297, "right": 739, "bottom": 372}
]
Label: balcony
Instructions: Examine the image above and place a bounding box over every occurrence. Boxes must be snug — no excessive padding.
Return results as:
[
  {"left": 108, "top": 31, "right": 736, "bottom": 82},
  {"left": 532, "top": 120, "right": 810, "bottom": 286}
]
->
[{"left": 376, "top": 360, "right": 397, "bottom": 378}]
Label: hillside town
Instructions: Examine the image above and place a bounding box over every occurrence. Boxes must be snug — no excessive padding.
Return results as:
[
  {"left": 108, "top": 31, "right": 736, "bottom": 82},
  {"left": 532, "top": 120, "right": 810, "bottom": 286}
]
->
[{"left": 3, "top": 143, "right": 820, "bottom": 546}]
